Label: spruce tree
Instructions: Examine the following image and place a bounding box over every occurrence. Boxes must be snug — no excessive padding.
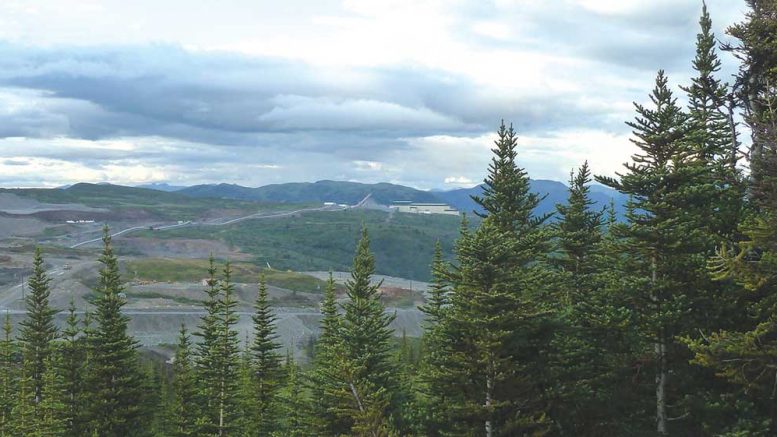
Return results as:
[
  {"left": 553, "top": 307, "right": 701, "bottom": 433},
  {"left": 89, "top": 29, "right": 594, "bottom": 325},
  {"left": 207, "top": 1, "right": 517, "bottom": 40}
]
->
[
  {"left": 0, "top": 315, "right": 16, "bottom": 435},
  {"left": 276, "top": 354, "right": 308, "bottom": 437},
  {"left": 87, "top": 226, "right": 146, "bottom": 436},
  {"left": 549, "top": 162, "right": 625, "bottom": 434},
  {"left": 416, "top": 241, "right": 451, "bottom": 436},
  {"left": 214, "top": 262, "right": 241, "bottom": 436},
  {"left": 36, "top": 355, "right": 67, "bottom": 435},
  {"left": 247, "top": 273, "right": 282, "bottom": 435},
  {"left": 337, "top": 227, "right": 399, "bottom": 435},
  {"left": 310, "top": 272, "right": 349, "bottom": 436},
  {"left": 18, "top": 247, "right": 58, "bottom": 406},
  {"left": 170, "top": 325, "right": 198, "bottom": 437},
  {"left": 11, "top": 363, "right": 35, "bottom": 435},
  {"left": 596, "top": 70, "right": 721, "bottom": 435},
  {"left": 433, "top": 123, "right": 554, "bottom": 436},
  {"left": 194, "top": 255, "right": 221, "bottom": 434},
  {"left": 418, "top": 241, "right": 448, "bottom": 322},
  {"left": 684, "top": 3, "right": 777, "bottom": 433},
  {"left": 553, "top": 161, "right": 603, "bottom": 304},
  {"left": 60, "top": 299, "right": 83, "bottom": 436}
]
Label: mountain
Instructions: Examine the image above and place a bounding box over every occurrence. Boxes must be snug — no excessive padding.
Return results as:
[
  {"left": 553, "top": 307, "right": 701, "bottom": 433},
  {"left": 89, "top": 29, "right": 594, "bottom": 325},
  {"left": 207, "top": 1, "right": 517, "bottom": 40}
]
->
[
  {"left": 180, "top": 180, "right": 440, "bottom": 205},
  {"left": 136, "top": 182, "right": 187, "bottom": 192},
  {"left": 435, "top": 180, "right": 628, "bottom": 220}
]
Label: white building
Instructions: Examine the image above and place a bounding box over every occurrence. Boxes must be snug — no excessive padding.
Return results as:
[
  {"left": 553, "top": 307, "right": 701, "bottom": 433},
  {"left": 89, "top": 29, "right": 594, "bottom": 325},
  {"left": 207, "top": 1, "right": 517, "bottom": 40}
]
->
[{"left": 390, "top": 201, "right": 459, "bottom": 216}]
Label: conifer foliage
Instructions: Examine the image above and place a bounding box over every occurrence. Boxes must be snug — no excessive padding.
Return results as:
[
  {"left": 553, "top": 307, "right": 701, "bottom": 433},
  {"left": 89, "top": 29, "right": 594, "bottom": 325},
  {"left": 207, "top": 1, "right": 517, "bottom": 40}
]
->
[
  {"left": 8, "top": 3, "right": 777, "bottom": 435},
  {"left": 86, "top": 227, "right": 147, "bottom": 436}
]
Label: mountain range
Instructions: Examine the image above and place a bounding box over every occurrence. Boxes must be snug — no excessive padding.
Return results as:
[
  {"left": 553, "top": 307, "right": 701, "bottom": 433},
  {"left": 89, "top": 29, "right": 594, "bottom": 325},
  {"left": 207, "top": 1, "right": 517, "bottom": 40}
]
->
[{"left": 138, "top": 179, "right": 627, "bottom": 219}]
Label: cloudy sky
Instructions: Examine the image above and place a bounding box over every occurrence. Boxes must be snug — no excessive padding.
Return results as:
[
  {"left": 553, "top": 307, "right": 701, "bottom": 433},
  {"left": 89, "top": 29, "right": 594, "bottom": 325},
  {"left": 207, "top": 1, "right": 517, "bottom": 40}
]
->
[{"left": 0, "top": 0, "right": 747, "bottom": 189}]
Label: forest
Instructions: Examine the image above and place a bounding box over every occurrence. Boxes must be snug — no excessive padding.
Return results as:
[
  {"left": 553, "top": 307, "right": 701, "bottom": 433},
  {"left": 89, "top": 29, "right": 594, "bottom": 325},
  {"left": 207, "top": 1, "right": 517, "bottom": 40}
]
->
[{"left": 2, "top": 1, "right": 777, "bottom": 436}]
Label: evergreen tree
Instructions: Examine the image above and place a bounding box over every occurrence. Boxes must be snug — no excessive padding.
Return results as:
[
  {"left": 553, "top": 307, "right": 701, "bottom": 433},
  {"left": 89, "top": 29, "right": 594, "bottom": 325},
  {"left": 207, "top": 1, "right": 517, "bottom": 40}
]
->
[
  {"left": 597, "top": 70, "right": 723, "bottom": 434},
  {"left": 432, "top": 123, "right": 555, "bottom": 436},
  {"left": 337, "top": 227, "right": 399, "bottom": 435},
  {"left": 247, "top": 273, "right": 282, "bottom": 435},
  {"left": 472, "top": 121, "right": 550, "bottom": 230},
  {"left": 194, "top": 255, "right": 222, "bottom": 434},
  {"left": 553, "top": 161, "right": 603, "bottom": 304},
  {"left": 87, "top": 226, "right": 146, "bottom": 436},
  {"left": 18, "top": 247, "right": 58, "bottom": 406},
  {"left": 416, "top": 241, "right": 451, "bottom": 436},
  {"left": 60, "top": 299, "right": 83, "bottom": 436},
  {"left": 170, "top": 325, "right": 198, "bottom": 437},
  {"left": 418, "top": 241, "right": 448, "bottom": 322},
  {"left": 549, "top": 161, "right": 631, "bottom": 435},
  {"left": 275, "top": 355, "right": 308, "bottom": 437},
  {"left": 11, "top": 364, "right": 35, "bottom": 435},
  {"left": 684, "top": 4, "right": 777, "bottom": 433},
  {"left": 0, "top": 315, "right": 16, "bottom": 435},
  {"left": 36, "top": 355, "right": 67, "bottom": 435},
  {"left": 214, "top": 262, "right": 241, "bottom": 436},
  {"left": 310, "top": 272, "right": 350, "bottom": 436},
  {"left": 683, "top": 2, "right": 737, "bottom": 167}
]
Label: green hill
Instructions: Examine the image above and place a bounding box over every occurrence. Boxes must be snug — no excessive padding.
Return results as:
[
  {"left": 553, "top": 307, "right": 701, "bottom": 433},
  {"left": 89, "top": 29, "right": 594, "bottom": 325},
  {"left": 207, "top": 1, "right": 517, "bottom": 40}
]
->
[
  {"left": 135, "top": 208, "right": 467, "bottom": 281},
  {"left": 180, "top": 180, "right": 440, "bottom": 205}
]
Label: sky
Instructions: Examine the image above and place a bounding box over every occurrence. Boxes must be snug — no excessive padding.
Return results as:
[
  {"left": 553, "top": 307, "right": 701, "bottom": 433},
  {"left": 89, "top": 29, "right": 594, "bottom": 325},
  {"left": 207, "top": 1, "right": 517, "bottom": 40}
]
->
[{"left": 0, "top": 0, "right": 748, "bottom": 189}]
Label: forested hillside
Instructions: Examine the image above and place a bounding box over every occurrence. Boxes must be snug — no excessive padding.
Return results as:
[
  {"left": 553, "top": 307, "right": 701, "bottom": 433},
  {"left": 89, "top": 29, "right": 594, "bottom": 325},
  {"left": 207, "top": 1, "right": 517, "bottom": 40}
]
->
[{"left": 3, "top": 2, "right": 777, "bottom": 436}]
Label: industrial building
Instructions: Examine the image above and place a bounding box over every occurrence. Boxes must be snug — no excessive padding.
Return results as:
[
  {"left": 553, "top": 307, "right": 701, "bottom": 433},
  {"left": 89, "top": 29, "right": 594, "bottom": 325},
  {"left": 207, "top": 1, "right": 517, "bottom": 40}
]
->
[{"left": 390, "top": 201, "right": 460, "bottom": 216}]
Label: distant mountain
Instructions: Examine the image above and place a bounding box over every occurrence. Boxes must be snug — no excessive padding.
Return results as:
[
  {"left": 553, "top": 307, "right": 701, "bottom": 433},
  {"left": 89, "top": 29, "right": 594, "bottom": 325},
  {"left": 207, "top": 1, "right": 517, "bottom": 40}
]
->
[
  {"left": 136, "top": 182, "right": 187, "bottom": 192},
  {"left": 28, "top": 179, "right": 628, "bottom": 221},
  {"left": 180, "top": 180, "right": 439, "bottom": 205},
  {"left": 435, "top": 180, "right": 628, "bottom": 220}
]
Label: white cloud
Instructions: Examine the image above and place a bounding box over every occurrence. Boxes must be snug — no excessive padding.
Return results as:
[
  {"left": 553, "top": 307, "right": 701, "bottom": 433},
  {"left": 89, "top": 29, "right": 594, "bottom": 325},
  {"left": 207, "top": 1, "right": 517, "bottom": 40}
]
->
[
  {"left": 444, "top": 176, "right": 474, "bottom": 185},
  {"left": 0, "top": 0, "right": 747, "bottom": 189},
  {"left": 353, "top": 160, "right": 383, "bottom": 171}
]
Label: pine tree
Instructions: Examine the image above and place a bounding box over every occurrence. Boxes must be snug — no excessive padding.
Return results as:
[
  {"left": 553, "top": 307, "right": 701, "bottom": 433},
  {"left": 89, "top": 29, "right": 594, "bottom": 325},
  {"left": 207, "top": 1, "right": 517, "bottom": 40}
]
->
[
  {"left": 553, "top": 161, "right": 603, "bottom": 304},
  {"left": 310, "top": 272, "right": 350, "bottom": 436},
  {"left": 418, "top": 241, "right": 448, "bottom": 322},
  {"left": 337, "top": 227, "right": 399, "bottom": 435},
  {"left": 194, "top": 255, "right": 222, "bottom": 434},
  {"left": 86, "top": 226, "right": 146, "bottom": 436},
  {"left": 18, "top": 247, "right": 58, "bottom": 407},
  {"left": 472, "top": 121, "right": 550, "bottom": 230},
  {"left": 275, "top": 355, "right": 308, "bottom": 437},
  {"left": 0, "top": 315, "right": 16, "bottom": 435},
  {"left": 214, "top": 262, "right": 241, "bottom": 436},
  {"left": 416, "top": 241, "right": 451, "bottom": 436},
  {"left": 596, "top": 70, "right": 724, "bottom": 435},
  {"left": 433, "top": 123, "right": 554, "bottom": 436},
  {"left": 683, "top": 2, "right": 737, "bottom": 166},
  {"left": 36, "top": 355, "right": 67, "bottom": 435},
  {"left": 60, "top": 299, "right": 83, "bottom": 436},
  {"left": 11, "top": 363, "right": 35, "bottom": 435},
  {"left": 247, "top": 273, "right": 282, "bottom": 435},
  {"left": 684, "top": 4, "right": 777, "bottom": 433},
  {"left": 170, "top": 325, "right": 198, "bottom": 437}
]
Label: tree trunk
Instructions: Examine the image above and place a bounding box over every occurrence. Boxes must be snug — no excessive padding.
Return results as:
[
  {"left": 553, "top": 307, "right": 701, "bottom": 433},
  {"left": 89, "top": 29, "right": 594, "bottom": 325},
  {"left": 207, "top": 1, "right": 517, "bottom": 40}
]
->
[
  {"left": 485, "top": 367, "right": 493, "bottom": 437},
  {"left": 655, "top": 334, "right": 667, "bottom": 435},
  {"left": 652, "top": 255, "right": 668, "bottom": 435}
]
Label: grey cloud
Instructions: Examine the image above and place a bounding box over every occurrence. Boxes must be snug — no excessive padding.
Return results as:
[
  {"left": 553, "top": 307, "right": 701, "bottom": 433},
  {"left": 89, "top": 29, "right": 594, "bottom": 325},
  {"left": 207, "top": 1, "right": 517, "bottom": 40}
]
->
[
  {"left": 0, "top": 43, "right": 638, "bottom": 148},
  {"left": 2, "top": 159, "right": 28, "bottom": 166}
]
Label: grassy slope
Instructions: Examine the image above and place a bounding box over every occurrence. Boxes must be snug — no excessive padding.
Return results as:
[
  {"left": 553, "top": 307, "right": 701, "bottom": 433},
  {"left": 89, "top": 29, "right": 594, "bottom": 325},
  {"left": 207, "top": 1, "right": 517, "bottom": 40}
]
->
[
  {"left": 180, "top": 180, "right": 441, "bottom": 205},
  {"left": 1, "top": 183, "right": 293, "bottom": 221},
  {"left": 123, "top": 258, "right": 330, "bottom": 293},
  {"left": 135, "top": 209, "right": 468, "bottom": 281}
]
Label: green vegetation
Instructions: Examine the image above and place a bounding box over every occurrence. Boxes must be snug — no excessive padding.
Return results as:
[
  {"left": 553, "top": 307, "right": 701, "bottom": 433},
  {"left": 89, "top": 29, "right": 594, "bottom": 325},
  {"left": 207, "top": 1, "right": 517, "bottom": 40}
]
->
[
  {"left": 180, "top": 179, "right": 441, "bottom": 205},
  {"left": 122, "top": 258, "right": 331, "bottom": 293},
  {"left": 1, "top": 183, "right": 294, "bottom": 221},
  {"left": 7, "top": 3, "right": 777, "bottom": 436},
  {"left": 135, "top": 209, "right": 466, "bottom": 281}
]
